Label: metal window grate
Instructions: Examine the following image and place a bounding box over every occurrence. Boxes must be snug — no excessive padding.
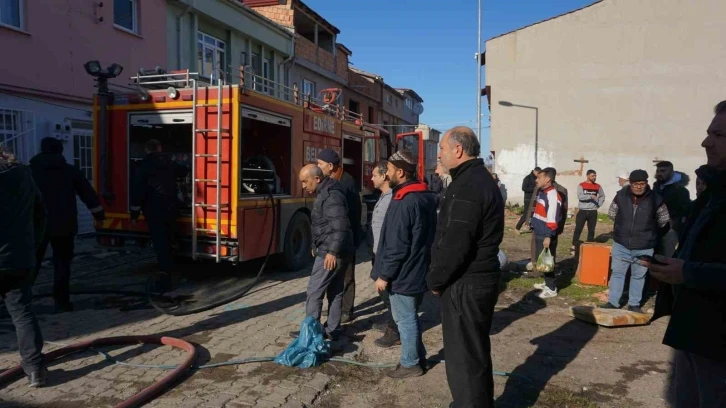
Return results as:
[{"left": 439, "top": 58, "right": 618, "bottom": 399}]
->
[{"left": 0, "top": 108, "right": 35, "bottom": 163}]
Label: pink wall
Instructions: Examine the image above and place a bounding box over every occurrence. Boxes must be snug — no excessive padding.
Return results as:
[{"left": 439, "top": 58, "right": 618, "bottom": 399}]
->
[{"left": 0, "top": 0, "right": 167, "bottom": 103}]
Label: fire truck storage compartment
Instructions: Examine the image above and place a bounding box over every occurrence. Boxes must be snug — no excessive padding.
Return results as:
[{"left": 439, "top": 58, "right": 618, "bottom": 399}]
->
[
  {"left": 128, "top": 111, "right": 193, "bottom": 215},
  {"left": 240, "top": 107, "right": 292, "bottom": 196},
  {"left": 342, "top": 134, "right": 362, "bottom": 189}
]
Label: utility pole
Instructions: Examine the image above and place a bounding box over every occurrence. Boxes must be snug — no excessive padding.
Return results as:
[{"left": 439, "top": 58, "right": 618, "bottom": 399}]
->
[{"left": 476, "top": 0, "right": 483, "bottom": 149}]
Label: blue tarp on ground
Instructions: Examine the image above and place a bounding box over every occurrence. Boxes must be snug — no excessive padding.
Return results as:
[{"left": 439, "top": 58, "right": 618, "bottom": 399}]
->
[{"left": 274, "top": 316, "right": 330, "bottom": 368}]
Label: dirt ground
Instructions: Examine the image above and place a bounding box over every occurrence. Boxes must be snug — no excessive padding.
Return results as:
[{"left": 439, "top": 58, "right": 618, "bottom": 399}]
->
[{"left": 314, "top": 210, "right": 673, "bottom": 408}]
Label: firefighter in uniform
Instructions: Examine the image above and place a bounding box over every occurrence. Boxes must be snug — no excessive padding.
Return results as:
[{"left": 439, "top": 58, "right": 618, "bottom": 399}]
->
[
  {"left": 130, "top": 139, "right": 187, "bottom": 287},
  {"left": 317, "top": 149, "right": 362, "bottom": 323}
]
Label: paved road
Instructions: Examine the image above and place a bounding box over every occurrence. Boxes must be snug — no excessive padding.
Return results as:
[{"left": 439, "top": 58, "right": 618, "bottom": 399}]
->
[{"left": 0, "top": 244, "right": 387, "bottom": 408}]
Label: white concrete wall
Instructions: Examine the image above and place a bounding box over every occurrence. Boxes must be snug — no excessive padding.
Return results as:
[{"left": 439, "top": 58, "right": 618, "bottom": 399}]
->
[
  {"left": 485, "top": 0, "right": 726, "bottom": 208},
  {"left": 0, "top": 94, "right": 96, "bottom": 234}
]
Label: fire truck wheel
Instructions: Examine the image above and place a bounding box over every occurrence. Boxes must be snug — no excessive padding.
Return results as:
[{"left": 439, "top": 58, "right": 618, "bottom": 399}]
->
[{"left": 283, "top": 212, "right": 313, "bottom": 271}]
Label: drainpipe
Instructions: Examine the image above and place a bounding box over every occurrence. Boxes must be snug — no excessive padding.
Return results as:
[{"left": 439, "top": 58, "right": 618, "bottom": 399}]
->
[
  {"left": 280, "top": 32, "right": 296, "bottom": 97},
  {"left": 176, "top": 0, "right": 194, "bottom": 69}
]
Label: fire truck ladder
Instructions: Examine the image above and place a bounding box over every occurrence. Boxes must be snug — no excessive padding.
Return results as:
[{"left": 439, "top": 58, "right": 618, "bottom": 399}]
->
[{"left": 191, "top": 78, "right": 228, "bottom": 262}]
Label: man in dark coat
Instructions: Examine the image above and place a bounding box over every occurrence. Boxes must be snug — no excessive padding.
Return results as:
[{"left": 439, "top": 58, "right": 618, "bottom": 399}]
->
[
  {"left": 0, "top": 145, "right": 47, "bottom": 387},
  {"left": 427, "top": 126, "right": 504, "bottom": 408},
  {"left": 516, "top": 167, "right": 541, "bottom": 230},
  {"left": 130, "top": 139, "right": 186, "bottom": 282},
  {"left": 648, "top": 101, "right": 726, "bottom": 408},
  {"left": 291, "top": 164, "right": 354, "bottom": 341},
  {"left": 653, "top": 161, "right": 691, "bottom": 257},
  {"left": 317, "top": 149, "right": 361, "bottom": 322},
  {"left": 30, "top": 137, "right": 105, "bottom": 312},
  {"left": 372, "top": 150, "right": 436, "bottom": 379}
]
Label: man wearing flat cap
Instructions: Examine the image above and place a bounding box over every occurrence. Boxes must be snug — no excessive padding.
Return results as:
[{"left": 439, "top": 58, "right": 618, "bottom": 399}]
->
[
  {"left": 317, "top": 149, "right": 362, "bottom": 322},
  {"left": 602, "top": 169, "right": 670, "bottom": 313}
]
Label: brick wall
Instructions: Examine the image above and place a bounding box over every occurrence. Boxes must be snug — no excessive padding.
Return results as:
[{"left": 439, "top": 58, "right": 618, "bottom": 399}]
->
[
  {"left": 335, "top": 47, "right": 348, "bottom": 82},
  {"left": 295, "top": 35, "right": 317, "bottom": 64},
  {"left": 245, "top": 3, "right": 294, "bottom": 27},
  {"left": 318, "top": 48, "right": 334, "bottom": 72},
  {"left": 348, "top": 69, "right": 381, "bottom": 102}
]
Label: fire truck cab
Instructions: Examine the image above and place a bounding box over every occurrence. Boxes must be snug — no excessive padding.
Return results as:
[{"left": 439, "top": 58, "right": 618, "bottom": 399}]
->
[{"left": 92, "top": 67, "right": 385, "bottom": 269}]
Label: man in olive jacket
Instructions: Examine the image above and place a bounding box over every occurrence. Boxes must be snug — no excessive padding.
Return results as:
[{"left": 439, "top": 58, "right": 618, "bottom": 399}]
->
[
  {"left": 0, "top": 145, "right": 47, "bottom": 387},
  {"left": 427, "top": 127, "right": 504, "bottom": 408},
  {"left": 291, "top": 164, "right": 354, "bottom": 341}
]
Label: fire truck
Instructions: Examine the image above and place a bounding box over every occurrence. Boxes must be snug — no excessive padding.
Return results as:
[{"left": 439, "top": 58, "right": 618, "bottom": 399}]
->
[{"left": 92, "top": 67, "right": 386, "bottom": 269}]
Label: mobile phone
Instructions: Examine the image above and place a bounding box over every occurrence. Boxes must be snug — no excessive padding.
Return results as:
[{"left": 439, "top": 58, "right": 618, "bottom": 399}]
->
[{"left": 637, "top": 255, "right": 667, "bottom": 266}]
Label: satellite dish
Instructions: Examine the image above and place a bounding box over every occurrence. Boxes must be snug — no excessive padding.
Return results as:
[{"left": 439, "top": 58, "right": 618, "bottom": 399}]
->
[{"left": 413, "top": 103, "right": 424, "bottom": 115}]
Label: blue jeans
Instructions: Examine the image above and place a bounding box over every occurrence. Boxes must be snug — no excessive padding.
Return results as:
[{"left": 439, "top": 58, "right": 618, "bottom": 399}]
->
[
  {"left": 389, "top": 292, "right": 426, "bottom": 368},
  {"left": 608, "top": 242, "right": 653, "bottom": 307}
]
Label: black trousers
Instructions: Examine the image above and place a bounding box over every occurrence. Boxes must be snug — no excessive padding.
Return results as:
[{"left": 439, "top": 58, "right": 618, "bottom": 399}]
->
[
  {"left": 442, "top": 273, "right": 500, "bottom": 408},
  {"left": 342, "top": 255, "right": 356, "bottom": 315},
  {"left": 372, "top": 255, "right": 398, "bottom": 333},
  {"left": 147, "top": 216, "right": 176, "bottom": 273},
  {"left": 1, "top": 273, "right": 44, "bottom": 376},
  {"left": 534, "top": 234, "right": 558, "bottom": 291},
  {"left": 35, "top": 234, "right": 75, "bottom": 305},
  {"left": 516, "top": 195, "right": 533, "bottom": 229},
  {"left": 572, "top": 209, "right": 598, "bottom": 245}
]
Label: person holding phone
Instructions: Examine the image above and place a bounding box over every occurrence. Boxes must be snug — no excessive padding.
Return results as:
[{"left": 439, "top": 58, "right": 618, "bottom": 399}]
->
[{"left": 602, "top": 169, "right": 670, "bottom": 313}]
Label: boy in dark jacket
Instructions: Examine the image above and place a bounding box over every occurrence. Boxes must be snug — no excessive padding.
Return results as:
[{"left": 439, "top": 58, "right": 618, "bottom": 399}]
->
[
  {"left": 516, "top": 167, "right": 541, "bottom": 230},
  {"left": 0, "top": 145, "right": 47, "bottom": 387},
  {"left": 292, "top": 164, "right": 354, "bottom": 341},
  {"left": 372, "top": 150, "right": 437, "bottom": 379},
  {"left": 30, "top": 137, "right": 104, "bottom": 312}
]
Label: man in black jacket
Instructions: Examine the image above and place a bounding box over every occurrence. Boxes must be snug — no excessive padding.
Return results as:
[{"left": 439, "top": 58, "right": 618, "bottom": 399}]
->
[
  {"left": 0, "top": 145, "right": 47, "bottom": 387},
  {"left": 653, "top": 161, "right": 691, "bottom": 257},
  {"left": 317, "top": 149, "right": 361, "bottom": 322},
  {"left": 130, "top": 139, "right": 186, "bottom": 282},
  {"left": 648, "top": 101, "right": 726, "bottom": 408},
  {"left": 427, "top": 126, "right": 504, "bottom": 408},
  {"left": 516, "top": 166, "right": 541, "bottom": 230},
  {"left": 292, "top": 164, "right": 354, "bottom": 341},
  {"left": 30, "top": 137, "right": 105, "bottom": 312},
  {"left": 372, "top": 150, "right": 436, "bottom": 379},
  {"left": 602, "top": 170, "right": 670, "bottom": 313}
]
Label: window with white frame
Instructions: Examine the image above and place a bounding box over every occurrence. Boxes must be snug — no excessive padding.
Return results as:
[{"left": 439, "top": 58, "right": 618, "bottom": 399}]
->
[
  {"left": 0, "top": 108, "right": 34, "bottom": 163},
  {"left": 251, "top": 52, "right": 261, "bottom": 91},
  {"left": 72, "top": 122, "right": 94, "bottom": 182},
  {"left": 262, "top": 58, "right": 272, "bottom": 95},
  {"left": 114, "top": 0, "right": 138, "bottom": 33},
  {"left": 405, "top": 98, "right": 413, "bottom": 110},
  {"left": 302, "top": 79, "right": 315, "bottom": 100},
  {"left": 197, "top": 32, "right": 226, "bottom": 84}
]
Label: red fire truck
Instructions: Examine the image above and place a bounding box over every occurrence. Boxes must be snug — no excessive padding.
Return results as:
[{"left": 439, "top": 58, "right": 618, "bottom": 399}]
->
[{"left": 92, "top": 67, "right": 386, "bottom": 269}]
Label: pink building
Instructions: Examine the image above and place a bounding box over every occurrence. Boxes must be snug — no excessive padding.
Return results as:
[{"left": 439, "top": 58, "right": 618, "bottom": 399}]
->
[{"left": 0, "top": 0, "right": 166, "bottom": 233}]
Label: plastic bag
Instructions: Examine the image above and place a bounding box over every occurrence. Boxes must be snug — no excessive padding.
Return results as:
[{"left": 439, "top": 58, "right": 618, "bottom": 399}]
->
[
  {"left": 274, "top": 316, "right": 330, "bottom": 368},
  {"left": 536, "top": 248, "right": 555, "bottom": 273}
]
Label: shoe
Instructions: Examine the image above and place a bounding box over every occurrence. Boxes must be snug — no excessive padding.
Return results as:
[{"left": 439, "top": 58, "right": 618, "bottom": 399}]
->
[
  {"left": 627, "top": 305, "right": 644, "bottom": 314},
  {"left": 599, "top": 302, "right": 620, "bottom": 309},
  {"left": 28, "top": 369, "right": 47, "bottom": 388},
  {"left": 533, "top": 282, "right": 546, "bottom": 290},
  {"left": 372, "top": 321, "right": 388, "bottom": 333},
  {"left": 386, "top": 364, "right": 423, "bottom": 379},
  {"left": 537, "top": 288, "right": 558, "bottom": 299},
  {"left": 289, "top": 331, "right": 338, "bottom": 341},
  {"left": 54, "top": 302, "right": 74, "bottom": 313},
  {"left": 374, "top": 328, "right": 401, "bottom": 348}
]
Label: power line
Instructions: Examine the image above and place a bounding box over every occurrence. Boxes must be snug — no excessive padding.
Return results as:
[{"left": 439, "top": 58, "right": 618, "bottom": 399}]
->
[{"left": 370, "top": 119, "right": 490, "bottom": 128}]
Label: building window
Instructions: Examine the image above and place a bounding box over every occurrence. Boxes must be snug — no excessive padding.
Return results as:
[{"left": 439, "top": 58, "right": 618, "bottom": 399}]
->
[
  {"left": 73, "top": 123, "right": 94, "bottom": 182},
  {"left": 0, "top": 108, "right": 34, "bottom": 163},
  {"left": 385, "top": 94, "right": 393, "bottom": 105},
  {"left": 114, "top": 0, "right": 137, "bottom": 33},
  {"left": 302, "top": 79, "right": 315, "bottom": 100},
  {"left": 405, "top": 98, "right": 413, "bottom": 110},
  {"left": 0, "top": 0, "right": 22, "bottom": 28},
  {"left": 348, "top": 99, "right": 360, "bottom": 114},
  {"left": 262, "top": 58, "right": 272, "bottom": 95},
  {"left": 197, "top": 32, "right": 226, "bottom": 84},
  {"left": 368, "top": 106, "right": 374, "bottom": 123}
]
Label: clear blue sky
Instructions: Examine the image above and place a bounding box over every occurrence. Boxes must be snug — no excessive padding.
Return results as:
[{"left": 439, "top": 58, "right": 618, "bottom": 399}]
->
[{"left": 304, "top": 0, "right": 596, "bottom": 153}]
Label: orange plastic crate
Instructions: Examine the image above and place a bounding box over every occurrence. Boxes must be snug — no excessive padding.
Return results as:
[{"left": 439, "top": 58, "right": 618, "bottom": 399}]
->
[{"left": 575, "top": 243, "right": 611, "bottom": 286}]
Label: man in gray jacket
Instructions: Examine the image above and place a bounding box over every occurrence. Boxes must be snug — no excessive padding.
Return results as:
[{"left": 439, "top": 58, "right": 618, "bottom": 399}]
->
[
  {"left": 572, "top": 169, "right": 605, "bottom": 250},
  {"left": 369, "top": 160, "right": 398, "bottom": 347},
  {"left": 291, "top": 164, "right": 354, "bottom": 341}
]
